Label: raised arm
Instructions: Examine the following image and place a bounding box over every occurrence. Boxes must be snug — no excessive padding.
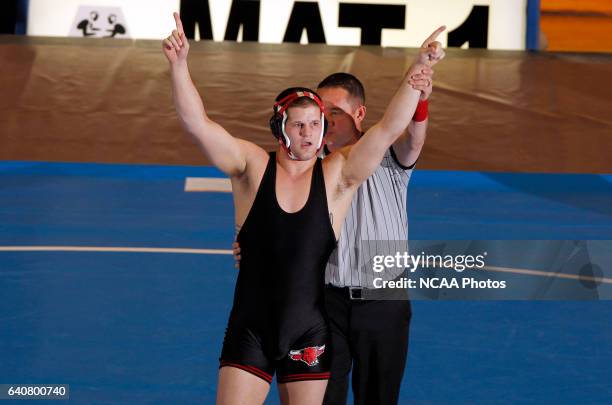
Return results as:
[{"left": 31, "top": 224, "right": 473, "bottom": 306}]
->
[
  {"left": 393, "top": 31, "right": 445, "bottom": 167},
  {"left": 392, "top": 117, "right": 429, "bottom": 168},
  {"left": 392, "top": 78, "right": 432, "bottom": 168},
  {"left": 340, "top": 26, "right": 446, "bottom": 186},
  {"left": 163, "top": 12, "right": 253, "bottom": 177}
]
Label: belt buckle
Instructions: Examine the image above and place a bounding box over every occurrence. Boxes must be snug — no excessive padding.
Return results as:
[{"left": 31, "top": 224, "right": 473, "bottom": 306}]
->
[{"left": 349, "top": 287, "right": 364, "bottom": 300}]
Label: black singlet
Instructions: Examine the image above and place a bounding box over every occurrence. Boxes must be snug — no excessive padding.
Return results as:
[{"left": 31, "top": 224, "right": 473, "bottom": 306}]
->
[{"left": 230, "top": 152, "right": 337, "bottom": 360}]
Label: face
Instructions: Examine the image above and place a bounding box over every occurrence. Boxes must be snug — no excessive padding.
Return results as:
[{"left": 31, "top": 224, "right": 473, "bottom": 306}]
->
[
  {"left": 317, "top": 87, "right": 364, "bottom": 148},
  {"left": 283, "top": 104, "right": 323, "bottom": 160}
]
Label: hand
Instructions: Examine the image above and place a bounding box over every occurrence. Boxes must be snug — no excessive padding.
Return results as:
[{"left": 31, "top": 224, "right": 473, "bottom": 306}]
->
[
  {"left": 232, "top": 241, "right": 241, "bottom": 269},
  {"left": 162, "top": 12, "right": 189, "bottom": 65},
  {"left": 419, "top": 79, "right": 432, "bottom": 101},
  {"left": 416, "top": 25, "right": 446, "bottom": 67},
  {"left": 408, "top": 66, "right": 433, "bottom": 101}
]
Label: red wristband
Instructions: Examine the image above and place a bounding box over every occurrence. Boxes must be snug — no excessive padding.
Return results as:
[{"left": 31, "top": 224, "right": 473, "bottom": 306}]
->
[{"left": 413, "top": 99, "right": 428, "bottom": 122}]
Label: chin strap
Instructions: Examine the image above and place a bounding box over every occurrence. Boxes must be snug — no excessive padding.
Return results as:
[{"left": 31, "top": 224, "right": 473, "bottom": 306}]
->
[{"left": 280, "top": 141, "right": 299, "bottom": 161}]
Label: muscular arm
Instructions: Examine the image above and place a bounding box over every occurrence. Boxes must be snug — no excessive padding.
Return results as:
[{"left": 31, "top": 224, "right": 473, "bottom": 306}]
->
[
  {"left": 164, "top": 12, "right": 261, "bottom": 178},
  {"left": 338, "top": 26, "right": 445, "bottom": 187},
  {"left": 339, "top": 66, "right": 423, "bottom": 187},
  {"left": 170, "top": 62, "right": 251, "bottom": 177}
]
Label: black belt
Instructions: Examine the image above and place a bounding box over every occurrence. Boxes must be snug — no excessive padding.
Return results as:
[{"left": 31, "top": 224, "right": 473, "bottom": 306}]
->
[{"left": 326, "top": 273, "right": 408, "bottom": 301}]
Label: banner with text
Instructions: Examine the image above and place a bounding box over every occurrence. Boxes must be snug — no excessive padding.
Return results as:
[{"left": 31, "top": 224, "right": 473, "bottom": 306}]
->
[{"left": 27, "top": 0, "right": 527, "bottom": 49}]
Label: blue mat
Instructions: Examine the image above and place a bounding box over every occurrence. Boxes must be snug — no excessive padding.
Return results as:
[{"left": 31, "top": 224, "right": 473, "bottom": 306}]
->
[{"left": 1, "top": 161, "right": 611, "bottom": 404}]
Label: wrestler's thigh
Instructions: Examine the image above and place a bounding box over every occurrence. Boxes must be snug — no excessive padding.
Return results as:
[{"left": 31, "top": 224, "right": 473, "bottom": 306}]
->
[
  {"left": 278, "top": 380, "right": 328, "bottom": 405},
  {"left": 216, "top": 366, "right": 270, "bottom": 405}
]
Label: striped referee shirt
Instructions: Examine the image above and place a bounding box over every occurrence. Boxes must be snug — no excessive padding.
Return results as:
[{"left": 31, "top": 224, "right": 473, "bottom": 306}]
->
[{"left": 324, "top": 146, "right": 415, "bottom": 288}]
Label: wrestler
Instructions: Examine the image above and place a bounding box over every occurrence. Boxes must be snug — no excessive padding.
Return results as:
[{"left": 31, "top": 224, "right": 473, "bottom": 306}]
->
[{"left": 162, "top": 12, "right": 445, "bottom": 405}]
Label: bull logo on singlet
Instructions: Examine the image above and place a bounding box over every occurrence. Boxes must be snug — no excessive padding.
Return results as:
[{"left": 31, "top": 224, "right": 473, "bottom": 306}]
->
[{"left": 288, "top": 345, "right": 325, "bottom": 366}]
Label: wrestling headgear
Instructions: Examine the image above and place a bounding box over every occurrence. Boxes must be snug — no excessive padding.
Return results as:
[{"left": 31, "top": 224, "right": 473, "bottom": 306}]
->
[{"left": 269, "top": 88, "right": 327, "bottom": 160}]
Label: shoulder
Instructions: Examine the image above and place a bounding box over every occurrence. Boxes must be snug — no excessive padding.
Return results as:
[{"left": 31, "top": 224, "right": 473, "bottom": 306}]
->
[
  {"left": 322, "top": 147, "right": 345, "bottom": 171},
  {"left": 236, "top": 138, "right": 269, "bottom": 160},
  {"left": 322, "top": 145, "right": 352, "bottom": 173},
  {"left": 234, "top": 139, "right": 270, "bottom": 182},
  {"left": 321, "top": 145, "right": 354, "bottom": 194}
]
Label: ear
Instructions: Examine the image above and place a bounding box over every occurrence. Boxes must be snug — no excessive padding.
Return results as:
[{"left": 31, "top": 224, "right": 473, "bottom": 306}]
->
[{"left": 354, "top": 105, "right": 366, "bottom": 123}]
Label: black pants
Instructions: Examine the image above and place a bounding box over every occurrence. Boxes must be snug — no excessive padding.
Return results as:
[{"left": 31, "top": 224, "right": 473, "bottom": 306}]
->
[{"left": 323, "top": 285, "right": 411, "bottom": 405}]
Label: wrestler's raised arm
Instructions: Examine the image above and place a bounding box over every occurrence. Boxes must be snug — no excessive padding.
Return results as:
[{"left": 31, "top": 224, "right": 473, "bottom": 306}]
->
[
  {"left": 337, "top": 26, "right": 446, "bottom": 187},
  {"left": 162, "top": 12, "right": 265, "bottom": 177}
]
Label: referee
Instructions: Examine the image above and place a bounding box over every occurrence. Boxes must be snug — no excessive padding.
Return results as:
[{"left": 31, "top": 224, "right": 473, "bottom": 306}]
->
[{"left": 317, "top": 70, "right": 430, "bottom": 405}]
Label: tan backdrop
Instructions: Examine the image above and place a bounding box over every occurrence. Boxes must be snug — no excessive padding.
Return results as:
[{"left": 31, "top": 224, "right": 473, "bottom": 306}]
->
[{"left": 1, "top": 36, "right": 611, "bottom": 173}]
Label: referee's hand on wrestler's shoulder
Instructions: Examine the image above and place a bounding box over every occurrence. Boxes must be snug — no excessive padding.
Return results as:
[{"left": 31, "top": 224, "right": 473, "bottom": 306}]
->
[
  {"left": 162, "top": 12, "right": 190, "bottom": 64},
  {"left": 232, "top": 242, "right": 241, "bottom": 269}
]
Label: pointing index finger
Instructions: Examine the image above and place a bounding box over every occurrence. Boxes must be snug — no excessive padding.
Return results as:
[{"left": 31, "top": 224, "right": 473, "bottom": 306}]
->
[
  {"left": 421, "top": 25, "right": 446, "bottom": 47},
  {"left": 174, "top": 12, "right": 184, "bottom": 35}
]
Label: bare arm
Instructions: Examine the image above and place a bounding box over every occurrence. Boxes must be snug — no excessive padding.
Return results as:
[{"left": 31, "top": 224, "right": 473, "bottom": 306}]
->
[
  {"left": 170, "top": 62, "right": 250, "bottom": 176},
  {"left": 163, "top": 13, "right": 257, "bottom": 177},
  {"left": 392, "top": 118, "right": 428, "bottom": 168},
  {"left": 340, "top": 26, "right": 446, "bottom": 186},
  {"left": 392, "top": 32, "right": 444, "bottom": 167},
  {"left": 392, "top": 77, "right": 432, "bottom": 167}
]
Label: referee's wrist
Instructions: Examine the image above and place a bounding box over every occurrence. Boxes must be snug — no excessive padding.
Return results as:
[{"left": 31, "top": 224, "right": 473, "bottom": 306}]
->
[{"left": 413, "top": 99, "right": 428, "bottom": 122}]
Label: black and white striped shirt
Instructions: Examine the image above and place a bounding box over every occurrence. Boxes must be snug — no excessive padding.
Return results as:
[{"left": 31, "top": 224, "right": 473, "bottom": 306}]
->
[{"left": 325, "top": 147, "right": 414, "bottom": 288}]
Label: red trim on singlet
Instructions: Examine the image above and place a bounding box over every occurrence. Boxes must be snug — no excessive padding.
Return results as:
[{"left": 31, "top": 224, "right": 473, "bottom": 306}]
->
[
  {"left": 219, "top": 361, "right": 273, "bottom": 384},
  {"left": 277, "top": 372, "right": 331, "bottom": 383}
]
